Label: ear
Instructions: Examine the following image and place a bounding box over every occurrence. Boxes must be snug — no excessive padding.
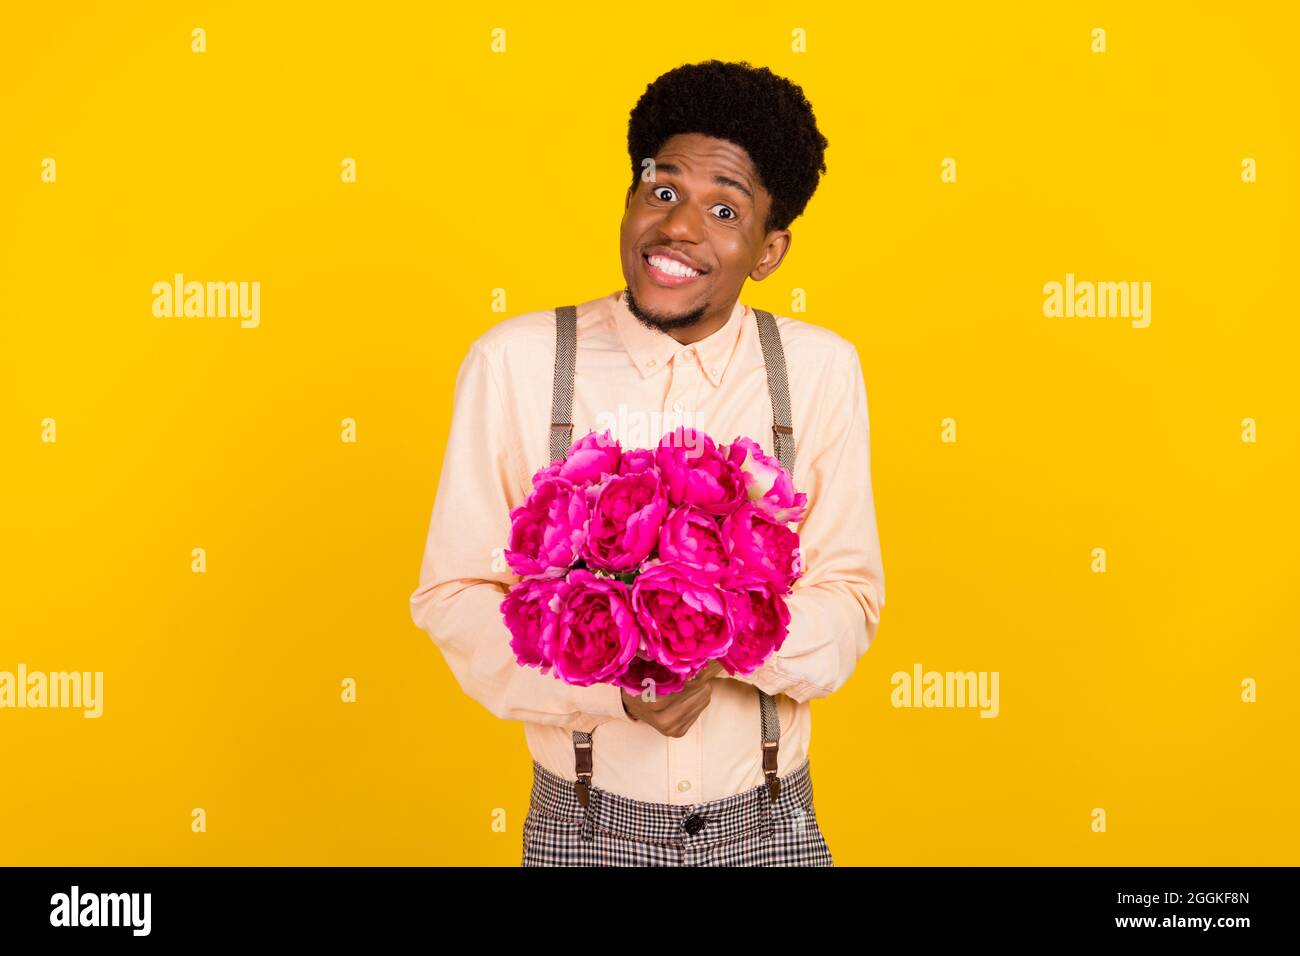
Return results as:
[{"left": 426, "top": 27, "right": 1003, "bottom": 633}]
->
[
  {"left": 750, "top": 230, "right": 793, "bottom": 281},
  {"left": 624, "top": 183, "right": 634, "bottom": 210}
]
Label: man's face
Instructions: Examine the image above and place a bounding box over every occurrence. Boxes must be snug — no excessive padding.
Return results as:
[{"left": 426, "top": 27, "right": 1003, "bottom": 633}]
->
[{"left": 619, "top": 132, "right": 790, "bottom": 332}]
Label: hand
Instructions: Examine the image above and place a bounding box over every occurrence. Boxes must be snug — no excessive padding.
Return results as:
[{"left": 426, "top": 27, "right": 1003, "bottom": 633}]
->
[{"left": 620, "top": 660, "right": 725, "bottom": 737}]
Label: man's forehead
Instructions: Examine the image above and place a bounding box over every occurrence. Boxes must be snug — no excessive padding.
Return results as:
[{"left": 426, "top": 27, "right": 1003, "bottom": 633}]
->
[{"left": 651, "top": 138, "right": 758, "bottom": 200}]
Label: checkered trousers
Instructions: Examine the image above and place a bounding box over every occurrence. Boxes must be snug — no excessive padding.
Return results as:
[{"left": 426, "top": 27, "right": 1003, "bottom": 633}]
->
[{"left": 521, "top": 755, "right": 834, "bottom": 867}]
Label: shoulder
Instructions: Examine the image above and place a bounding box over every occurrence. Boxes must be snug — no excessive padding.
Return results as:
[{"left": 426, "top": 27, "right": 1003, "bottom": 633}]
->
[
  {"left": 467, "top": 292, "right": 614, "bottom": 370},
  {"left": 467, "top": 307, "right": 558, "bottom": 365},
  {"left": 762, "top": 310, "right": 861, "bottom": 384}
]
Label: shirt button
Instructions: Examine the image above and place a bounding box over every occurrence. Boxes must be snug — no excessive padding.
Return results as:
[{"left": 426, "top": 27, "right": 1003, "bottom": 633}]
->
[
  {"left": 677, "top": 779, "right": 692, "bottom": 793},
  {"left": 672, "top": 400, "right": 683, "bottom": 414},
  {"left": 647, "top": 359, "right": 656, "bottom": 368}
]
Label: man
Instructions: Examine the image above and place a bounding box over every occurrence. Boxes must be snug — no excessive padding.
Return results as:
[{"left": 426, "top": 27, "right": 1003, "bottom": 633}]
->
[{"left": 410, "top": 59, "right": 884, "bottom": 866}]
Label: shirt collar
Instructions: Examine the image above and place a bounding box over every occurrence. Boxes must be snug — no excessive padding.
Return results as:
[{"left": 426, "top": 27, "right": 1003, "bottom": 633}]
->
[{"left": 609, "top": 288, "right": 748, "bottom": 388}]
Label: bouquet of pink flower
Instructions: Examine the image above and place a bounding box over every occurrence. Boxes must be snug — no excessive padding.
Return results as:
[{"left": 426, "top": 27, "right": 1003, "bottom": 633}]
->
[{"left": 500, "top": 426, "right": 807, "bottom": 696}]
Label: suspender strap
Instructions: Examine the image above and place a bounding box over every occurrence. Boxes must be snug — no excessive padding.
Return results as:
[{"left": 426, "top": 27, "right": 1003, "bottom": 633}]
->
[
  {"left": 753, "top": 308, "right": 797, "bottom": 475},
  {"left": 759, "top": 685, "right": 780, "bottom": 802},
  {"left": 553, "top": 303, "right": 795, "bottom": 804},
  {"left": 552, "top": 305, "right": 592, "bottom": 805},
  {"left": 549, "top": 304, "right": 578, "bottom": 464},
  {"left": 753, "top": 308, "right": 796, "bottom": 802}
]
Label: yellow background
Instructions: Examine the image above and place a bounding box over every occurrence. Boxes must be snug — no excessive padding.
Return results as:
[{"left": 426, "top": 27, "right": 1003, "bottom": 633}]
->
[{"left": 2, "top": 2, "right": 1296, "bottom": 865}]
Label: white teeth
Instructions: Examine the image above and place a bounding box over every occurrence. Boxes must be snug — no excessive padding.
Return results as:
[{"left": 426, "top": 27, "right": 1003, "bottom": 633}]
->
[{"left": 648, "top": 254, "right": 700, "bottom": 278}]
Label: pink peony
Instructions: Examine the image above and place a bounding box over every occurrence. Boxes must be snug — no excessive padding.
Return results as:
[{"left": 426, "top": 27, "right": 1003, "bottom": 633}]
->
[
  {"left": 582, "top": 470, "right": 668, "bottom": 572},
  {"left": 654, "top": 427, "right": 747, "bottom": 515},
  {"left": 725, "top": 436, "right": 807, "bottom": 524},
  {"left": 618, "top": 447, "right": 657, "bottom": 476},
  {"left": 504, "top": 477, "right": 589, "bottom": 579},
  {"left": 501, "top": 429, "right": 807, "bottom": 692},
  {"left": 657, "top": 505, "right": 729, "bottom": 579},
  {"left": 720, "top": 503, "right": 802, "bottom": 593},
  {"left": 719, "top": 572, "right": 790, "bottom": 675},
  {"left": 549, "top": 570, "right": 642, "bottom": 685},
  {"left": 557, "top": 429, "right": 621, "bottom": 486},
  {"left": 632, "top": 561, "right": 739, "bottom": 674},
  {"left": 501, "top": 576, "right": 566, "bottom": 671},
  {"left": 531, "top": 460, "right": 563, "bottom": 482}
]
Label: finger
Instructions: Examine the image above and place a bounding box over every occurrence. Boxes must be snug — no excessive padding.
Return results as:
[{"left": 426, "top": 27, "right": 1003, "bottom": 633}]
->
[
  {"left": 670, "top": 685, "right": 714, "bottom": 730},
  {"left": 686, "top": 664, "right": 721, "bottom": 687},
  {"left": 672, "top": 698, "right": 710, "bottom": 736},
  {"left": 673, "top": 676, "right": 712, "bottom": 697},
  {"left": 654, "top": 686, "right": 708, "bottom": 730}
]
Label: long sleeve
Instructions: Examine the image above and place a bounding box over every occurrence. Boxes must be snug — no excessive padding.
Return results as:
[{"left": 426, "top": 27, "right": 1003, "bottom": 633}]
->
[
  {"left": 731, "top": 341, "right": 885, "bottom": 702},
  {"left": 409, "top": 339, "right": 632, "bottom": 732}
]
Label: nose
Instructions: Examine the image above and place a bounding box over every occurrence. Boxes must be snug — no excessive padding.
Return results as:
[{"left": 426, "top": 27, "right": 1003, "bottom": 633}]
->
[{"left": 659, "top": 197, "right": 704, "bottom": 240}]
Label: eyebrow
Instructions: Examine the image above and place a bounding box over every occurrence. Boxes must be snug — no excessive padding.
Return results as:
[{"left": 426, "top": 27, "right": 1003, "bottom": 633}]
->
[{"left": 654, "top": 162, "right": 753, "bottom": 201}]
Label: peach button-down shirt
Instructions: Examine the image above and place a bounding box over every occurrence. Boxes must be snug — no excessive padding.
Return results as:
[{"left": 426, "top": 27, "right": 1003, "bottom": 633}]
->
[{"left": 409, "top": 288, "right": 885, "bottom": 805}]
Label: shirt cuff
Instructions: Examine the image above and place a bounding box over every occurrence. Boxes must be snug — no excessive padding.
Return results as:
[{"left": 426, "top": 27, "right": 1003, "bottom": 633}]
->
[{"left": 728, "top": 658, "right": 781, "bottom": 694}]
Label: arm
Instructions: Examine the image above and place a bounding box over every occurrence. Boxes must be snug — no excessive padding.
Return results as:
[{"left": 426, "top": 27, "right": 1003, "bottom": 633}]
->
[
  {"left": 730, "top": 341, "right": 885, "bottom": 702},
  {"left": 409, "top": 339, "right": 633, "bottom": 733}
]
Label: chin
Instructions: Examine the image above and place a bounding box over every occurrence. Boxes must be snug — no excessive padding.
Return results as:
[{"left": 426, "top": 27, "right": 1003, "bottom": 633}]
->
[{"left": 624, "top": 283, "right": 707, "bottom": 331}]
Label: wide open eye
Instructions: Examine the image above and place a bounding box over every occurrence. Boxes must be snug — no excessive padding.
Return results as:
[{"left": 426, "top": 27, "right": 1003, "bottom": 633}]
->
[
  {"left": 651, "top": 185, "right": 677, "bottom": 201},
  {"left": 710, "top": 204, "right": 738, "bottom": 221}
]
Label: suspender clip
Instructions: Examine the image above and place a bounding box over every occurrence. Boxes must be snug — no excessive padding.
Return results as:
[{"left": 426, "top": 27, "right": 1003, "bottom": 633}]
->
[
  {"left": 763, "top": 740, "right": 781, "bottom": 802},
  {"left": 573, "top": 737, "right": 593, "bottom": 807}
]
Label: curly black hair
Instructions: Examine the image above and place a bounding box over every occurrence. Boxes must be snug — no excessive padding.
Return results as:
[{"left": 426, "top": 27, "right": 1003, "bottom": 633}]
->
[{"left": 626, "top": 60, "right": 828, "bottom": 234}]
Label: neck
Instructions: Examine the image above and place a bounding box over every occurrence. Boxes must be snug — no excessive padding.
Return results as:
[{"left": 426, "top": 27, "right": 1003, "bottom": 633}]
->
[
  {"left": 666, "top": 306, "right": 732, "bottom": 345},
  {"left": 620, "top": 287, "right": 741, "bottom": 344}
]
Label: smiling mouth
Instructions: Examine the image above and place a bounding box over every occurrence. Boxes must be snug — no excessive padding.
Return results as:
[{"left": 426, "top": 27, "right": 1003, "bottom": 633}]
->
[{"left": 642, "top": 253, "right": 706, "bottom": 287}]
